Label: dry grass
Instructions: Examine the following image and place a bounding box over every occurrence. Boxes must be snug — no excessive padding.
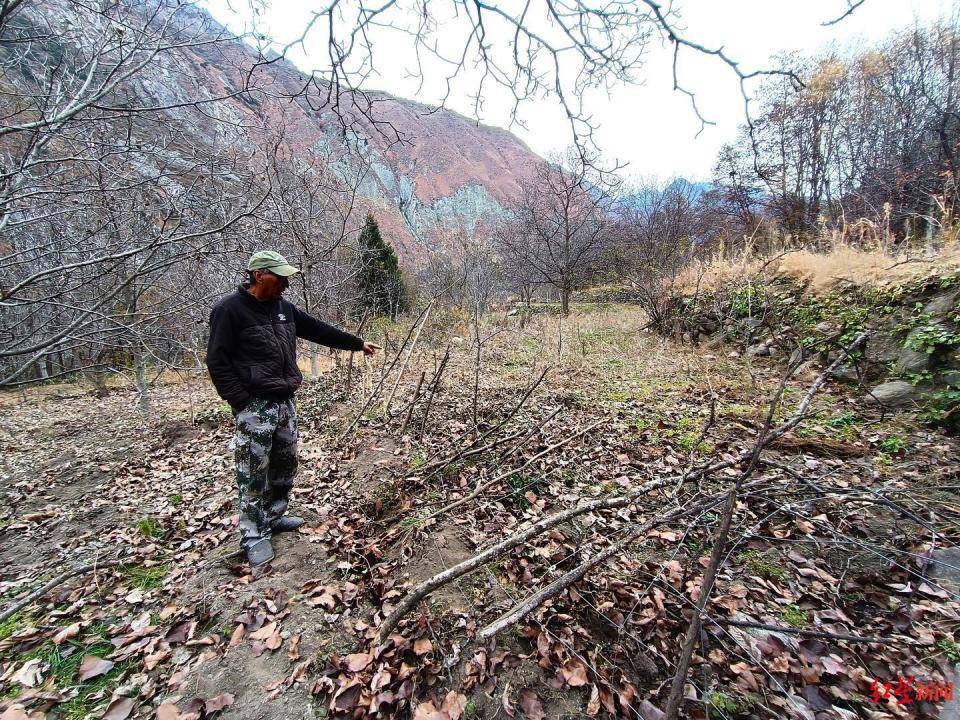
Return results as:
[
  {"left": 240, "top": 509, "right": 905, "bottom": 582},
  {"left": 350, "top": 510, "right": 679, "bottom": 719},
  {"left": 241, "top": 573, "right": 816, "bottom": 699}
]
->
[{"left": 680, "top": 222, "right": 960, "bottom": 294}]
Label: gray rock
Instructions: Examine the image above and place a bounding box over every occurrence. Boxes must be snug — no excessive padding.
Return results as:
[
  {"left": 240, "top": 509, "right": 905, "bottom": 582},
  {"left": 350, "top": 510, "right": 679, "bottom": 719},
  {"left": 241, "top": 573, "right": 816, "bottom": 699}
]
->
[
  {"left": 748, "top": 343, "right": 771, "bottom": 357},
  {"left": 814, "top": 321, "right": 838, "bottom": 335},
  {"left": 789, "top": 348, "right": 804, "bottom": 366},
  {"left": 896, "top": 345, "right": 932, "bottom": 375},
  {"left": 923, "top": 289, "right": 959, "bottom": 318},
  {"left": 865, "top": 333, "right": 903, "bottom": 364},
  {"left": 829, "top": 365, "right": 859, "bottom": 382},
  {"left": 865, "top": 381, "right": 920, "bottom": 407},
  {"left": 941, "top": 370, "right": 960, "bottom": 388},
  {"left": 929, "top": 547, "right": 960, "bottom": 594},
  {"left": 767, "top": 345, "right": 781, "bottom": 357}
]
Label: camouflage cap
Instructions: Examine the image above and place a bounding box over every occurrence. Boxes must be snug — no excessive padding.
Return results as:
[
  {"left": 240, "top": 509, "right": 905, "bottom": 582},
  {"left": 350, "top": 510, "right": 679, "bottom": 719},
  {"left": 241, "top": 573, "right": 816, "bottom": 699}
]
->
[{"left": 247, "top": 250, "right": 300, "bottom": 277}]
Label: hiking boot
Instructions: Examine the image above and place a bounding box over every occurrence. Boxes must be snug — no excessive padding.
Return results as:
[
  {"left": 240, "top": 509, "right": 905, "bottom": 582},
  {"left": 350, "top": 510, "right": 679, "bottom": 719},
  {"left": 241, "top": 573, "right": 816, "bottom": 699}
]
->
[
  {"left": 271, "top": 515, "right": 305, "bottom": 534},
  {"left": 246, "top": 538, "right": 275, "bottom": 566}
]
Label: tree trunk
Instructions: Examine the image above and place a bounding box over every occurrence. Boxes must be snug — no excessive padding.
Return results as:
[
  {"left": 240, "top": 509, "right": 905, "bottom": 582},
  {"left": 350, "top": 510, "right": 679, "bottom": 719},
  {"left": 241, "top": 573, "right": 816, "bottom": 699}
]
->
[{"left": 134, "top": 348, "right": 151, "bottom": 413}]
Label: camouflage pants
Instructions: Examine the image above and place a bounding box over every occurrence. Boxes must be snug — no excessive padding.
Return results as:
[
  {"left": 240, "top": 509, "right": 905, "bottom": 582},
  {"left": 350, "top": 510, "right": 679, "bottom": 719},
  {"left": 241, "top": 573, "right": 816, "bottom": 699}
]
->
[{"left": 232, "top": 397, "right": 298, "bottom": 549}]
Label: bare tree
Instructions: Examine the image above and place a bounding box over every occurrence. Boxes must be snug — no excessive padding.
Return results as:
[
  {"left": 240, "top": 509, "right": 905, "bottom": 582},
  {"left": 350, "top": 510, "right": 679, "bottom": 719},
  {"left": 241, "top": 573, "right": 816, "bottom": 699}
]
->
[
  {"left": 714, "top": 15, "right": 960, "bottom": 241},
  {"left": 611, "top": 177, "right": 708, "bottom": 332},
  {"left": 0, "top": 0, "right": 270, "bottom": 392},
  {"left": 497, "top": 148, "right": 614, "bottom": 315},
  {"left": 230, "top": 0, "right": 818, "bottom": 160}
]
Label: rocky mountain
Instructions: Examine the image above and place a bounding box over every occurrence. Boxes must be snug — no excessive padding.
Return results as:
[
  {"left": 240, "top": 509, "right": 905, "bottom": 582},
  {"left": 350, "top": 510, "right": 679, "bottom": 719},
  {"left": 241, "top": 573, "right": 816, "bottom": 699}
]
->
[{"left": 127, "top": 3, "right": 544, "bottom": 262}]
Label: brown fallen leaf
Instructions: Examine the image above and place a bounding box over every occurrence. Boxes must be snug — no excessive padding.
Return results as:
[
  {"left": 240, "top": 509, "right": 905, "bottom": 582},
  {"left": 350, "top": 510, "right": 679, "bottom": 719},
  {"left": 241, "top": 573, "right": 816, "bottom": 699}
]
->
[
  {"left": 636, "top": 699, "right": 665, "bottom": 720},
  {"left": 288, "top": 633, "right": 301, "bottom": 661},
  {"left": 501, "top": 681, "right": 515, "bottom": 718},
  {"left": 155, "top": 702, "right": 181, "bottom": 720},
  {"left": 248, "top": 621, "right": 277, "bottom": 641},
  {"left": 228, "top": 624, "right": 245, "bottom": 647},
  {"left": 441, "top": 691, "right": 468, "bottom": 720},
  {"left": 77, "top": 655, "right": 114, "bottom": 682},
  {"left": 560, "top": 659, "right": 589, "bottom": 687},
  {"left": 13, "top": 659, "right": 43, "bottom": 687},
  {"left": 0, "top": 705, "right": 30, "bottom": 720},
  {"left": 203, "top": 693, "right": 235, "bottom": 715},
  {"left": 101, "top": 696, "right": 136, "bottom": 720},
  {"left": 52, "top": 623, "right": 80, "bottom": 645},
  {"left": 413, "top": 637, "right": 433, "bottom": 655},
  {"left": 587, "top": 684, "right": 600, "bottom": 716},
  {"left": 412, "top": 700, "right": 442, "bottom": 720},
  {"left": 264, "top": 629, "right": 283, "bottom": 651},
  {"left": 345, "top": 652, "right": 372, "bottom": 672},
  {"left": 518, "top": 689, "right": 545, "bottom": 720}
]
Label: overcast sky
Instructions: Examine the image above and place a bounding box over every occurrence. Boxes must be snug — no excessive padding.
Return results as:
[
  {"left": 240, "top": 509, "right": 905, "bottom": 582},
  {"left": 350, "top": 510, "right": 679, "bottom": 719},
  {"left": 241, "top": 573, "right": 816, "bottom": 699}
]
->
[{"left": 202, "top": 0, "right": 953, "bottom": 183}]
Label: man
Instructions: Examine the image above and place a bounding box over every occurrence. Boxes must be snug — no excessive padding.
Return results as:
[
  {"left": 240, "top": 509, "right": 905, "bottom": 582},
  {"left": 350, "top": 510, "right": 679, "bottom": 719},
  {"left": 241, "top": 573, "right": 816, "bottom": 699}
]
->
[{"left": 206, "top": 250, "right": 379, "bottom": 566}]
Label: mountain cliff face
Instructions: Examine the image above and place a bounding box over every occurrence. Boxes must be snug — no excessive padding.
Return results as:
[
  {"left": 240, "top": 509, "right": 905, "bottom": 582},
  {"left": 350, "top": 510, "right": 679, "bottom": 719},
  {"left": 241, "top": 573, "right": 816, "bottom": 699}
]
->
[{"left": 126, "top": 4, "right": 543, "bottom": 261}]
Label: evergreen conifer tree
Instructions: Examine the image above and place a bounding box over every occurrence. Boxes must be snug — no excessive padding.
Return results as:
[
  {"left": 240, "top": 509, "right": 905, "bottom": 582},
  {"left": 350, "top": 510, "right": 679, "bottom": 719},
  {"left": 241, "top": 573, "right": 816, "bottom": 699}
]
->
[{"left": 356, "top": 213, "right": 407, "bottom": 318}]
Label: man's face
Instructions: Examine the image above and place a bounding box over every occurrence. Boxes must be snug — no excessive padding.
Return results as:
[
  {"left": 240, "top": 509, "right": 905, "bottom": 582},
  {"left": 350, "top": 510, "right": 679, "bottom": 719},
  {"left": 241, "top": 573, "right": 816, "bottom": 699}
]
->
[{"left": 255, "top": 269, "right": 290, "bottom": 300}]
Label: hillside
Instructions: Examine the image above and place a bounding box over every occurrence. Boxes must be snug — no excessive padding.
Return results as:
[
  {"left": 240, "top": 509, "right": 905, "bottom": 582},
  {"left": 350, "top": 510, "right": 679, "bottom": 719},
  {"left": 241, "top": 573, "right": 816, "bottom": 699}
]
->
[{"left": 11, "top": 0, "right": 544, "bottom": 261}]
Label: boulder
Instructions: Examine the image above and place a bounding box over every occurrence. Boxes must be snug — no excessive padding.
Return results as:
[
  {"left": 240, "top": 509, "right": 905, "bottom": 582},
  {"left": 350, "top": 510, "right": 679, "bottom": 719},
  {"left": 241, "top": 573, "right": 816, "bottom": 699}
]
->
[
  {"left": 865, "top": 381, "right": 920, "bottom": 408},
  {"left": 864, "top": 333, "right": 903, "bottom": 364},
  {"left": 747, "top": 343, "right": 771, "bottom": 357},
  {"left": 829, "top": 365, "right": 859, "bottom": 382},
  {"left": 941, "top": 369, "right": 960, "bottom": 388},
  {"left": 923, "top": 289, "right": 959, "bottom": 317},
  {"left": 895, "top": 344, "right": 932, "bottom": 375}
]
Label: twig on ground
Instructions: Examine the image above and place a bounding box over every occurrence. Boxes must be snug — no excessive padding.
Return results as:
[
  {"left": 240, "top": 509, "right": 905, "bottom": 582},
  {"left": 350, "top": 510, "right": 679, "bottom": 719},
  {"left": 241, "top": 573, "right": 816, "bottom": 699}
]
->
[
  {"left": 0, "top": 558, "right": 124, "bottom": 623},
  {"left": 476, "top": 488, "right": 750, "bottom": 641},
  {"left": 663, "top": 331, "right": 869, "bottom": 720},
  {"left": 424, "top": 418, "right": 605, "bottom": 522}
]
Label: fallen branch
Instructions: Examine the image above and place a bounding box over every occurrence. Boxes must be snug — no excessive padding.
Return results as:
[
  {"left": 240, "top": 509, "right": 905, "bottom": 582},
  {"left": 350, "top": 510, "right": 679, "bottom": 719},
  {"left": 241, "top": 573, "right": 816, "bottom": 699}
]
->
[
  {"left": 0, "top": 559, "right": 123, "bottom": 623},
  {"left": 476, "top": 488, "right": 750, "bottom": 640},
  {"left": 663, "top": 331, "right": 869, "bottom": 720},
  {"left": 420, "top": 404, "right": 560, "bottom": 479},
  {"left": 420, "top": 366, "right": 551, "bottom": 474},
  {"left": 424, "top": 418, "right": 605, "bottom": 522},
  {"left": 376, "top": 471, "right": 681, "bottom": 644},
  {"left": 378, "top": 334, "right": 870, "bottom": 647},
  {"left": 712, "top": 618, "right": 903, "bottom": 645}
]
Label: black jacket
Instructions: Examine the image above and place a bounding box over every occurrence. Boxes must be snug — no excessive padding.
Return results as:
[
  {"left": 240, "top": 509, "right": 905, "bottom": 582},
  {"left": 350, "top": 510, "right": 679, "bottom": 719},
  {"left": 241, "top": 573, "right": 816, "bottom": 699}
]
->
[{"left": 205, "top": 286, "right": 365, "bottom": 411}]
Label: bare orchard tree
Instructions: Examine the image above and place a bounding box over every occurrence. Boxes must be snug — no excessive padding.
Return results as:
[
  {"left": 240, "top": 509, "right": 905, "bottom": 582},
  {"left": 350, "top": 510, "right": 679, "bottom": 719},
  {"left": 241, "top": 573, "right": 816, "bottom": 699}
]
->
[
  {"left": 611, "top": 178, "right": 709, "bottom": 333},
  {"left": 260, "top": 135, "right": 372, "bottom": 377},
  {"left": 416, "top": 229, "right": 504, "bottom": 311},
  {"left": 715, "top": 17, "right": 960, "bottom": 240},
  {"left": 0, "top": 0, "right": 272, "bottom": 396},
  {"left": 497, "top": 149, "right": 615, "bottom": 315},
  {"left": 0, "top": 126, "right": 272, "bottom": 394}
]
